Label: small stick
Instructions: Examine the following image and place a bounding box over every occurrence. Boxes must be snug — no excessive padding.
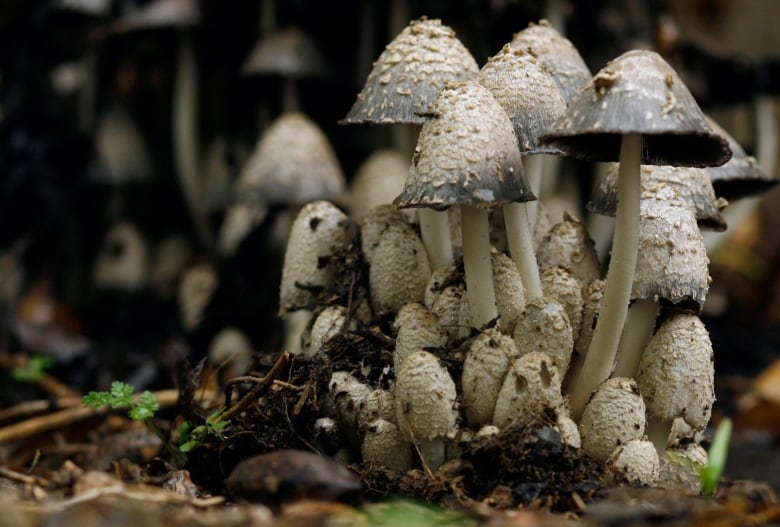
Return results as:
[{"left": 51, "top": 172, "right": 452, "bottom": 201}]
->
[{"left": 220, "top": 351, "right": 290, "bottom": 421}]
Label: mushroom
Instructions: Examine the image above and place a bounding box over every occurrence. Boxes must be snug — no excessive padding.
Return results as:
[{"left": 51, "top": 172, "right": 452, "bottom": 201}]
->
[
  {"left": 606, "top": 438, "right": 660, "bottom": 486},
  {"left": 177, "top": 262, "right": 217, "bottom": 332},
  {"left": 92, "top": 221, "right": 150, "bottom": 292},
  {"left": 512, "top": 297, "right": 574, "bottom": 375},
  {"left": 395, "top": 350, "right": 458, "bottom": 471},
  {"left": 579, "top": 377, "right": 646, "bottom": 462},
  {"left": 635, "top": 313, "right": 715, "bottom": 455},
  {"left": 536, "top": 212, "right": 601, "bottom": 292},
  {"left": 393, "top": 302, "right": 447, "bottom": 370},
  {"left": 208, "top": 327, "right": 253, "bottom": 377},
  {"left": 541, "top": 49, "right": 731, "bottom": 419},
  {"left": 349, "top": 150, "right": 410, "bottom": 222},
  {"left": 394, "top": 80, "right": 534, "bottom": 328},
  {"left": 361, "top": 418, "right": 412, "bottom": 472},
  {"left": 341, "top": 17, "right": 480, "bottom": 270},
  {"left": 303, "top": 305, "right": 355, "bottom": 357},
  {"left": 540, "top": 266, "right": 584, "bottom": 343},
  {"left": 478, "top": 45, "right": 566, "bottom": 299}
]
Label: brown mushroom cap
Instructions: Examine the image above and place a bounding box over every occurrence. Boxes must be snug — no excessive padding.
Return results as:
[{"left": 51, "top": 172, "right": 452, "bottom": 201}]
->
[
  {"left": 509, "top": 20, "right": 591, "bottom": 104},
  {"left": 241, "top": 27, "right": 331, "bottom": 79},
  {"left": 236, "top": 113, "right": 346, "bottom": 206},
  {"left": 541, "top": 49, "right": 731, "bottom": 167},
  {"left": 478, "top": 45, "right": 566, "bottom": 154},
  {"left": 341, "top": 18, "right": 479, "bottom": 125},
  {"left": 705, "top": 116, "right": 779, "bottom": 200},
  {"left": 393, "top": 80, "right": 534, "bottom": 210},
  {"left": 589, "top": 164, "right": 728, "bottom": 231}
]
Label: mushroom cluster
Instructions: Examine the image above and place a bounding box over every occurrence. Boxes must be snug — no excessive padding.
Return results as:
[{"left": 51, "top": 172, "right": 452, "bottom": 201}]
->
[{"left": 273, "top": 17, "right": 770, "bottom": 493}]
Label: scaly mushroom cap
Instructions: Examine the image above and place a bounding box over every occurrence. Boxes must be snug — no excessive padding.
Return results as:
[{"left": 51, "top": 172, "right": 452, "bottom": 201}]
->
[
  {"left": 462, "top": 328, "right": 519, "bottom": 426},
  {"left": 350, "top": 150, "right": 410, "bottom": 222},
  {"left": 394, "top": 80, "right": 534, "bottom": 210},
  {"left": 358, "top": 390, "right": 397, "bottom": 431},
  {"left": 241, "top": 27, "right": 330, "bottom": 78},
  {"left": 361, "top": 419, "right": 412, "bottom": 472},
  {"left": 368, "top": 221, "right": 431, "bottom": 316},
  {"left": 395, "top": 350, "right": 458, "bottom": 441},
  {"left": 359, "top": 204, "right": 409, "bottom": 265},
  {"left": 492, "top": 351, "right": 565, "bottom": 428},
  {"left": 304, "top": 305, "right": 354, "bottom": 357},
  {"left": 279, "top": 201, "right": 355, "bottom": 315},
  {"left": 541, "top": 266, "right": 584, "bottom": 342},
  {"left": 590, "top": 164, "right": 728, "bottom": 231},
  {"left": 575, "top": 279, "right": 605, "bottom": 355},
  {"left": 659, "top": 442, "right": 708, "bottom": 494},
  {"left": 536, "top": 212, "right": 601, "bottom": 289},
  {"left": 327, "top": 371, "right": 372, "bottom": 449},
  {"left": 512, "top": 297, "right": 574, "bottom": 375},
  {"left": 607, "top": 438, "right": 660, "bottom": 486},
  {"left": 237, "top": 113, "right": 346, "bottom": 206},
  {"left": 636, "top": 313, "right": 715, "bottom": 431},
  {"left": 541, "top": 49, "right": 731, "bottom": 167},
  {"left": 492, "top": 252, "right": 526, "bottom": 334},
  {"left": 579, "top": 377, "right": 646, "bottom": 462},
  {"left": 423, "top": 265, "right": 470, "bottom": 345},
  {"left": 342, "top": 18, "right": 479, "bottom": 125},
  {"left": 393, "top": 302, "right": 447, "bottom": 369},
  {"left": 632, "top": 185, "right": 711, "bottom": 309},
  {"left": 705, "top": 116, "right": 778, "bottom": 200},
  {"left": 509, "top": 20, "right": 592, "bottom": 104},
  {"left": 478, "top": 45, "right": 566, "bottom": 154}
]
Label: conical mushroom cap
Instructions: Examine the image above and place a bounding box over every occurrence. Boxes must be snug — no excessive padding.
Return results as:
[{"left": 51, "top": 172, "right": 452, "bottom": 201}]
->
[
  {"left": 589, "top": 164, "right": 728, "bottom": 231},
  {"left": 509, "top": 19, "right": 591, "bottom": 104},
  {"left": 541, "top": 49, "right": 731, "bottom": 167},
  {"left": 393, "top": 80, "right": 534, "bottom": 210},
  {"left": 112, "top": 0, "right": 199, "bottom": 32},
  {"left": 241, "top": 27, "right": 330, "bottom": 79},
  {"left": 705, "top": 116, "right": 778, "bottom": 200},
  {"left": 478, "top": 45, "right": 567, "bottom": 155},
  {"left": 236, "top": 113, "right": 346, "bottom": 206},
  {"left": 341, "top": 18, "right": 479, "bottom": 125}
]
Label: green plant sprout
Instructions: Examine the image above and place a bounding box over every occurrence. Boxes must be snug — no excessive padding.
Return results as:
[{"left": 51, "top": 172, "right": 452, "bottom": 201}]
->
[
  {"left": 12, "top": 355, "right": 54, "bottom": 382},
  {"left": 699, "top": 417, "right": 733, "bottom": 498},
  {"left": 178, "top": 407, "right": 228, "bottom": 453},
  {"left": 82, "top": 380, "right": 160, "bottom": 420}
]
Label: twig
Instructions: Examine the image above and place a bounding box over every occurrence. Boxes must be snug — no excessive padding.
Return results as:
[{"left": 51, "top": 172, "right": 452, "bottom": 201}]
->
[
  {"left": 0, "top": 351, "right": 80, "bottom": 399},
  {"left": 220, "top": 351, "right": 290, "bottom": 421}
]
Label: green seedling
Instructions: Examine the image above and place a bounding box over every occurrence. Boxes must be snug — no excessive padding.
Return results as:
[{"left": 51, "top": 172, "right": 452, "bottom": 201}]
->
[
  {"left": 82, "top": 380, "right": 160, "bottom": 421},
  {"left": 12, "top": 355, "right": 54, "bottom": 382},
  {"left": 699, "top": 417, "right": 732, "bottom": 499},
  {"left": 178, "top": 407, "right": 228, "bottom": 453}
]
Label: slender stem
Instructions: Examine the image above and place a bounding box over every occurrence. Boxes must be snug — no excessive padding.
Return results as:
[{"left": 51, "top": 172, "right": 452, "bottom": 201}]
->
[
  {"left": 461, "top": 206, "right": 498, "bottom": 328},
  {"left": 524, "top": 154, "right": 544, "bottom": 231},
  {"left": 281, "top": 77, "right": 300, "bottom": 113},
  {"left": 503, "top": 201, "right": 543, "bottom": 301},
  {"left": 646, "top": 416, "right": 672, "bottom": 458},
  {"left": 418, "top": 208, "right": 454, "bottom": 270},
  {"left": 612, "top": 299, "right": 659, "bottom": 378},
  {"left": 570, "top": 134, "right": 642, "bottom": 420},
  {"left": 174, "top": 34, "right": 213, "bottom": 251}
]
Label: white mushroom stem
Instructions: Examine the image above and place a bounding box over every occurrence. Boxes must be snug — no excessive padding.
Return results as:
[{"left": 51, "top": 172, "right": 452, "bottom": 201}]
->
[
  {"left": 419, "top": 208, "right": 454, "bottom": 270},
  {"left": 503, "top": 200, "right": 543, "bottom": 301},
  {"left": 173, "top": 33, "right": 212, "bottom": 251},
  {"left": 612, "top": 299, "right": 659, "bottom": 378},
  {"left": 645, "top": 416, "right": 673, "bottom": 458},
  {"left": 523, "top": 154, "right": 544, "bottom": 232},
  {"left": 461, "top": 206, "right": 498, "bottom": 328},
  {"left": 570, "top": 133, "right": 642, "bottom": 419}
]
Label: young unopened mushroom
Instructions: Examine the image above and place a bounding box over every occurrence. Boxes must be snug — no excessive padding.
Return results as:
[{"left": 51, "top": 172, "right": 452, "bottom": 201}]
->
[
  {"left": 328, "top": 371, "right": 373, "bottom": 450},
  {"left": 461, "top": 328, "right": 519, "bottom": 426},
  {"left": 177, "top": 262, "right": 217, "bottom": 332},
  {"left": 393, "top": 302, "right": 447, "bottom": 369},
  {"left": 536, "top": 213, "right": 601, "bottom": 291},
  {"left": 93, "top": 221, "right": 150, "bottom": 292},
  {"left": 349, "top": 150, "right": 410, "bottom": 222},
  {"left": 394, "top": 80, "right": 534, "bottom": 328},
  {"left": 512, "top": 297, "right": 574, "bottom": 375},
  {"left": 492, "top": 351, "right": 565, "bottom": 429},
  {"left": 423, "top": 265, "right": 471, "bottom": 345},
  {"left": 361, "top": 418, "right": 412, "bottom": 472},
  {"left": 342, "top": 17, "right": 480, "bottom": 270},
  {"left": 658, "top": 442, "right": 708, "bottom": 494},
  {"left": 395, "top": 350, "right": 458, "bottom": 471},
  {"left": 540, "top": 266, "right": 584, "bottom": 342},
  {"left": 208, "top": 327, "right": 253, "bottom": 376},
  {"left": 635, "top": 313, "right": 715, "bottom": 455},
  {"left": 606, "top": 438, "right": 660, "bottom": 486},
  {"left": 303, "top": 305, "right": 355, "bottom": 357},
  {"left": 579, "top": 377, "right": 646, "bottom": 462},
  {"left": 542, "top": 49, "right": 731, "bottom": 419}
]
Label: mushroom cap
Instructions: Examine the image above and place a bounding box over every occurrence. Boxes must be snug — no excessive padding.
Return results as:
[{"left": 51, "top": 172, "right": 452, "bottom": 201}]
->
[
  {"left": 540, "top": 266, "right": 584, "bottom": 342},
  {"left": 575, "top": 279, "right": 605, "bottom": 356},
  {"left": 705, "top": 116, "right": 778, "bottom": 200},
  {"left": 349, "top": 150, "right": 410, "bottom": 222},
  {"left": 279, "top": 201, "right": 355, "bottom": 315},
  {"left": 512, "top": 296, "right": 574, "bottom": 375},
  {"left": 304, "top": 305, "right": 353, "bottom": 357},
  {"left": 659, "top": 442, "right": 708, "bottom": 494},
  {"left": 393, "top": 80, "right": 534, "bottom": 211},
  {"left": 509, "top": 20, "right": 592, "bottom": 104},
  {"left": 492, "top": 252, "right": 526, "bottom": 334},
  {"left": 461, "top": 328, "right": 519, "bottom": 426},
  {"left": 393, "top": 302, "right": 447, "bottom": 369},
  {"left": 579, "top": 377, "right": 646, "bottom": 462},
  {"left": 91, "top": 103, "right": 154, "bottom": 185},
  {"left": 361, "top": 419, "right": 412, "bottom": 472},
  {"left": 478, "top": 45, "right": 567, "bottom": 155},
  {"left": 607, "top": 438, "right": 660, "bottom": 486},
  {"left": 236, "top": 113, "right": 346, "bottom": 206},
  {"left": 112, "top": 0, "right": 199, "bottom": 32},
  {"left": 342, "top": 18, "right": 479, "bottom": 125},
  {"left": 541, "top": 49, "right": 731, "bottom": 167},
  {"left": 395, "top": 350, "right": 458, "bottom": 440},
  {"left": 636, "top": 313, "right": 715, "bottom": 431},
  {"left": 632, "top": 184, "right": 711, "bottom": 309},
  {"left": 590, "top": 164, "right": 728, "bottom": 231},
  {"left": 241, "top": 27, "right": 331, "bottom": 79},
  {"left": 536, "top": 212, "right": 601, "bottom": 289}
]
